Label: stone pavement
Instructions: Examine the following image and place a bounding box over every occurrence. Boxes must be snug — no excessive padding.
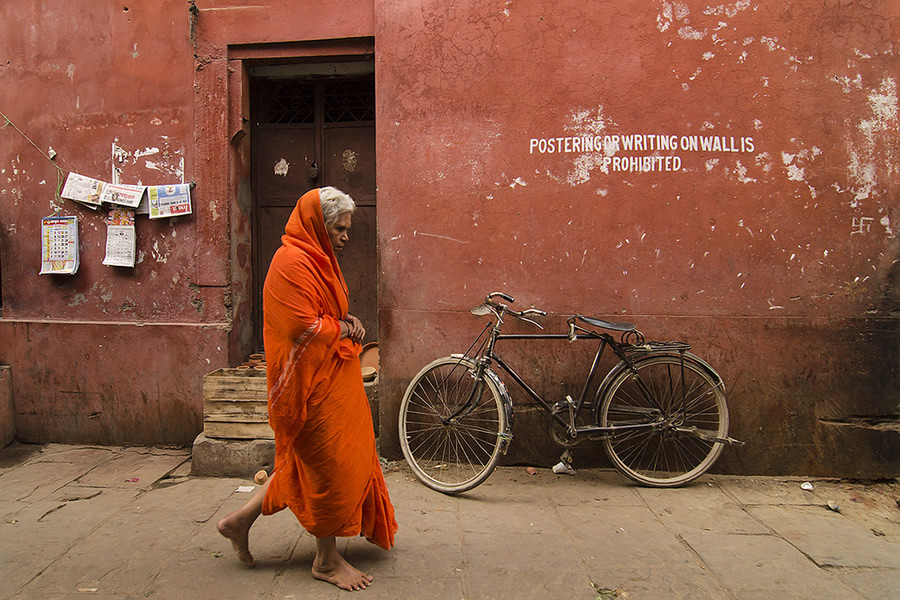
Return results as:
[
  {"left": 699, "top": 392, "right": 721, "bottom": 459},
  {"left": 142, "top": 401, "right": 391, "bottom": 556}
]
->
[{"left": 0, "top": 443, "right": 898, "bottom": 599}]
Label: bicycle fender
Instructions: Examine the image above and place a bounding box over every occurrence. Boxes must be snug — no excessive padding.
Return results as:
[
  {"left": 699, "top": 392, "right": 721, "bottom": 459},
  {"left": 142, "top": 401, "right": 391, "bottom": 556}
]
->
[
  {"left": 483, "top": 367, "right": 514, "bottom": 451},
  {"left": 591, "top": 351, "right": 725, "bottom": 421},
  {"left": 449, "top": 355, "right": 515, "bottom": 448}
]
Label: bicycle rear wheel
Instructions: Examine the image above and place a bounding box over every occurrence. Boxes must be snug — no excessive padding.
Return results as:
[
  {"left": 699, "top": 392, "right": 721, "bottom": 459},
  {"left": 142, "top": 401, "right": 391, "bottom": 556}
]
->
[
  {"left": 399, "top": 356, "right": 507, "bottom": 494},
  {"left": 597, "top": 353, "right": 728, "bottom": 487}
]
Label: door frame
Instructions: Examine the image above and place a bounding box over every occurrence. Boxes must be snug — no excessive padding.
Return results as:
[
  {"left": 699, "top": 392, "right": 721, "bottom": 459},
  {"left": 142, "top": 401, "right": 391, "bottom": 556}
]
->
[{"left": 192, "top": 37, "right": 375, "bottom": 365}]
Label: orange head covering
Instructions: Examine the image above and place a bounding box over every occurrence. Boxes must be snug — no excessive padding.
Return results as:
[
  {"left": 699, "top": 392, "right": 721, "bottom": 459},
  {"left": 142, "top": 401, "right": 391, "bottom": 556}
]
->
[{"left": 281, "top": 188, "right": 349, "bottom": 319}]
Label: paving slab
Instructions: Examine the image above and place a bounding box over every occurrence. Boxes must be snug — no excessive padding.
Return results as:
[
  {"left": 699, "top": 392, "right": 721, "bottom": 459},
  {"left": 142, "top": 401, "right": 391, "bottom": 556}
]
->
[
  {"left": 76, "top": 447, "right": 189, "bottom": 489},
  {"left": 683, "top": 531, "right": 863, "bottom": 599},
  {"left": 834, "top": 568, "right": 900, "bottom": 600},
  {"left": 747, "top": 505, "right": 900, "bottom": 568},
  {"left": 559, "top": 504, "right": 729, "bottom": 598},
  {"left": 461, "top": 530, "right": 593, "bottom": 600},
  {"left": 636, "top": 479, "right": 770, "bottom": 535}
]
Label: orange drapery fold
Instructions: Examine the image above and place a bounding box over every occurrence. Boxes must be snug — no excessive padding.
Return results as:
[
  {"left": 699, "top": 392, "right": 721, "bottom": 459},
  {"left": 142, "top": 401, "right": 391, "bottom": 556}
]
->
[{"left": 260, "top": 189, "right": 397, "bottom": 550}]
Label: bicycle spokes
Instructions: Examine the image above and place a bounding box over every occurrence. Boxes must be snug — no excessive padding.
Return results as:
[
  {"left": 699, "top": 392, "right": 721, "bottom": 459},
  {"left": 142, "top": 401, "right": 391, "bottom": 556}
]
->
[
  {"left": 600, "top": 354, "right": 728, "bottom": 487},
  {"left": 400, "top": 357, "right": 507, "bottom": 494}
]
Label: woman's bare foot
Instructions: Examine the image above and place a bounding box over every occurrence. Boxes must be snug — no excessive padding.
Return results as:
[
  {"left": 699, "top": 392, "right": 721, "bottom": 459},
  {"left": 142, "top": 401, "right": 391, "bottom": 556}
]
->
[
  {"left": 312, "top": 553, "right": 373, "bottom": 591},
  {"left": 217, "top": 512, "right": 256, "bottom": 568}
]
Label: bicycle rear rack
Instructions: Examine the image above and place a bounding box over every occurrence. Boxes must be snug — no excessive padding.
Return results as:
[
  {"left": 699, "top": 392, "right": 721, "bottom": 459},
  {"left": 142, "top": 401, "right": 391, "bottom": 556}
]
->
[{"left": 625, "top": 340, "right": 691, "bottom": 353}]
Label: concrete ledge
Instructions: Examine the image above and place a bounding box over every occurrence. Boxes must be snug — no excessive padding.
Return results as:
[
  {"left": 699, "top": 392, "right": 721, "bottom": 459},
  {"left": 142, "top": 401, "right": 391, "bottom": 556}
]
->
[
  {"left": 191, "top": 432, "right": 274, "bottom": 478},
  {"left": 0, "top": 366, "right": 13, "bottom": 448}
]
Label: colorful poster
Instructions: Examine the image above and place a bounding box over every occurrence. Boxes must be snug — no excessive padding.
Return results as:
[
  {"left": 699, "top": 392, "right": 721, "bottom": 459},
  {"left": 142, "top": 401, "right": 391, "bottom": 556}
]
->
[
  {"left": 40, "top": 214, "right": 79, "bottom": 275},
  {"left": 147, "top": 183, "right": 192, "bottom": 219},
  {"left": 103, "top": 208, "right": 136, "bottom": 267}
]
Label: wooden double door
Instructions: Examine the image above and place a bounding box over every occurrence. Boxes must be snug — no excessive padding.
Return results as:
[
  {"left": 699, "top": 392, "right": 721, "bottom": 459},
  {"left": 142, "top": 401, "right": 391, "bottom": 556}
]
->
[{"left": 251, "top": 73, "right": 377, "bottom": 348}]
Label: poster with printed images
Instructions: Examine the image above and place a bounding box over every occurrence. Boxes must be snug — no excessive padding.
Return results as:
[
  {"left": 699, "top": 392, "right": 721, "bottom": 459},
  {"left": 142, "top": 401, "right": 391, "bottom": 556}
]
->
[
  {"left": 60, "top": 173, "right": 104, "bottom": 209},
  {"left": 147, "top": 183, "right": 191, "bottom": 219},
  {"left": 40, "top": 214, "right": 79, "bottom": 275},
  {"left": 102, "top": 208, "right": 136, "bottom": 267}
]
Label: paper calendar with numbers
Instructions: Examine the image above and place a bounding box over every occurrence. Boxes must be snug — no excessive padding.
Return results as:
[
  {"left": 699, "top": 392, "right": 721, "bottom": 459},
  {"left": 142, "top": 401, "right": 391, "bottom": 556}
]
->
[
  {"left": 102, "top": 208, "right": 136, "bottom": 267},
  {"left": 40, "top": 214, "right": 80, "bottom": 275}
]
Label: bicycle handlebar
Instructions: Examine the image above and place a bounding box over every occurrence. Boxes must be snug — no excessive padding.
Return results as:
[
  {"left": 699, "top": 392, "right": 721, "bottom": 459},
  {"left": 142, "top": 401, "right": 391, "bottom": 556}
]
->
[
  {"left": 487, "top": 291, "right": 515, "bottom": 303},
  {"left": 481, "top": 293, "right": 547, "bottom": 328}
]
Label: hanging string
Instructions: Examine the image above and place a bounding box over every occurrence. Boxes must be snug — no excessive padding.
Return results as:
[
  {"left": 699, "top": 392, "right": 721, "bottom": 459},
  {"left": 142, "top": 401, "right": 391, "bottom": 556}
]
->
[{"left": 0, "top": 110, "right": 68, "bottom": 211}]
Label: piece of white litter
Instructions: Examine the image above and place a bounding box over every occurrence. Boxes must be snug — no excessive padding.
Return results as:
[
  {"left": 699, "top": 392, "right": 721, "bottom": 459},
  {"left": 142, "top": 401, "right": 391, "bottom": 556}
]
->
[
  {"left": 236, "top": 485, "right": 256, "bottom": 493},
  {"left": 552, "top": 461, "right": 575, "bottom": 475},
  {"left": 800, "top": 482, "right": 814, "bottom": 491}
]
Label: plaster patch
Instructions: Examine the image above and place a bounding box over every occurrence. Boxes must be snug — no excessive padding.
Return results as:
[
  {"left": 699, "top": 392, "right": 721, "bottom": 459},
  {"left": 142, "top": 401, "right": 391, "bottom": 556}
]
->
[
  {"left": 69, "top": 293, "right": 87, "bottom": 307},
  {"left": 678, "top": 26, "right": 706, "bottom": 41},
  {"left": 273, "top": 158, "right": 289, "bottom": 176},
  {"left": 135, "top": 147, "right": 160, "bottom": 158},
  {"left": 760, "top": 36, "right": 783, "bottom": 52},
  {"left": 832, "top": 73, "right": 863, "bottom": 94},
  {"left": 867, "top": 77, "right": 898, "bottom": 125},
  {"left": 342, "top": 149, "right": 358, "bottom": 172},
  {"left": 734, "top": 160, "right": 756, "bottom": 183},
  {"left": 151, "top": 239, "right": 170, "bottom": 263},
  {"left": 703, "top": 1, "right": 751, "bottom": 18},
  {"left": 845, "top": 77, "right": 897, "bottom": 203}
]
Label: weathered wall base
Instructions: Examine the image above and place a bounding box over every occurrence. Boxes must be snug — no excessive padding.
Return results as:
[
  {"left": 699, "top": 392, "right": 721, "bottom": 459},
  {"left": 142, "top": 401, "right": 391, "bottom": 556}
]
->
[
  {"left": 380, "top": 309, "right": 900, "bottom": 479},
  {"left": 0, "top": 321, "right": 229, "bottom": 446},
  {"left": 0, "top": 366, "right": 13, "bottom": 448}
]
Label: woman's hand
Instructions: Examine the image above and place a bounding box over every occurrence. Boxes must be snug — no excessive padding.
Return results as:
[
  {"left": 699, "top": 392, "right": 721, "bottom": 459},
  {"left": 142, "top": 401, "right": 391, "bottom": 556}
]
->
[{"left": 340, "top": 314, "right": 366, "bottom": 343}]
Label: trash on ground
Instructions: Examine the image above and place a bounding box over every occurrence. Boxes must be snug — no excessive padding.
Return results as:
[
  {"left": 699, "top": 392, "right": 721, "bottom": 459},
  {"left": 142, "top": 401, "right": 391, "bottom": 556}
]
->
[
  {"left": 210, "top": 551, "right": 223, "bottom": 558},
  {"left": 872, "top": 528, "right": 886, "bottom": 537},
  {"left": 526, "top": 466, "right": 538, "bottom": 475},
  {"left": 826, "top": 501, "right": 841, "bottom": 513},
  {"left": 235, "top": 485, "right": 256, "bottom": 493},
  {"left": 800, "top": 482, "right": 814, "bottom": 491},
  {"left": 591, "top": 581, "right": 629, "bottom": 599},
  {"left": 552, "top": 461, "right": 575, "bottom": 475},
  {"left": 125, "top": 478, "right": 139, "bottom": 483},
  {"left": 254, "top": 469, "right": 268, "bottom": 485}
]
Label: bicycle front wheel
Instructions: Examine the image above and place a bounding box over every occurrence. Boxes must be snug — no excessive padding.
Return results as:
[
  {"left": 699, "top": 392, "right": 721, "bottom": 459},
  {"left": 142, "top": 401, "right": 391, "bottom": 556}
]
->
[
  {"left": 399, "top": 356, "right": 507, "bottom": 494},
  {"left": 597, "top": 353, "right": 728, "bottom": 487}
]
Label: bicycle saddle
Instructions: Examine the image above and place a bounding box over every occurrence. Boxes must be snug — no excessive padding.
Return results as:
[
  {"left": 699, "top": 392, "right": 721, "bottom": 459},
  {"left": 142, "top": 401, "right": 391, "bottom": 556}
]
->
[{"left": 575, "top": 314, "right": 636, "bottom": 332}]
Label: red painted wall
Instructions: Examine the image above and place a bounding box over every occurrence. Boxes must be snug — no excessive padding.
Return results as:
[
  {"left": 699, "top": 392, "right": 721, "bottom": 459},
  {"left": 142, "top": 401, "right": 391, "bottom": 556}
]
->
[
  {"left": 1, "top": 1, "right": 896, "bottom": 477},
  {"left": 373, "top": 0, "right": 899, "bottom": 476},
  {"left": 0, "top": 1, "right": 212, "bottom": 443},
  {"left": 0, "top": 1, "right": 375, "bottom": 444}
]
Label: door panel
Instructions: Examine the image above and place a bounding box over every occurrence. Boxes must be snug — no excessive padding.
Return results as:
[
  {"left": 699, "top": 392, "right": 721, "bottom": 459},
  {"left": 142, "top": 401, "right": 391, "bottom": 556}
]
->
[
  {"left": 324, "top": 124, "right": 376, "bottom": 205},
  {"left": 254, "top": 127, "right": 316, "bottom": 202},
  {"left": 251, "top": 73, "right": 377, "bottom": 350}
]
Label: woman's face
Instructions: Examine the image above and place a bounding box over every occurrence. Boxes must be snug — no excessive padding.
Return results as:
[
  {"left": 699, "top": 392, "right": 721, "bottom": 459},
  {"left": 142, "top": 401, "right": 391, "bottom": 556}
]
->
[{"left": 326, "top": 212, "right": 352, "bottom": 251}]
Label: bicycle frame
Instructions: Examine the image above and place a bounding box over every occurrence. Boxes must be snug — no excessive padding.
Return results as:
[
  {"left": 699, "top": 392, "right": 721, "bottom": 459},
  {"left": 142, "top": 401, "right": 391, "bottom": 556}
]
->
[{"left": 452, "top": 311, "right": 685, "bottom": 441}]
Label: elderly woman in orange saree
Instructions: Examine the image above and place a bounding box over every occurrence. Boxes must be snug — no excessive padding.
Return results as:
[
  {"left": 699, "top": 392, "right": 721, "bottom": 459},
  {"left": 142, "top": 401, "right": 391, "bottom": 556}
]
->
[{"left": 217, "top": 187, "right": 397, "bottom": 591}]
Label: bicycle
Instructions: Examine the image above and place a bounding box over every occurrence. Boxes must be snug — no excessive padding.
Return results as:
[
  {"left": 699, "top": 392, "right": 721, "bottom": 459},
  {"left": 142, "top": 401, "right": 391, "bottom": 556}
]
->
[{"left": 398, "top": 292, "right": 743, "bottom": 494}]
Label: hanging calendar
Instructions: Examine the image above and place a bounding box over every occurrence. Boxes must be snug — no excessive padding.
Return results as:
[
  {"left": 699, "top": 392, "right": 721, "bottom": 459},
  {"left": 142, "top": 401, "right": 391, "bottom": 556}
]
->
[{"left": 40, "top": 214, "right": 80, "bottom": 275}]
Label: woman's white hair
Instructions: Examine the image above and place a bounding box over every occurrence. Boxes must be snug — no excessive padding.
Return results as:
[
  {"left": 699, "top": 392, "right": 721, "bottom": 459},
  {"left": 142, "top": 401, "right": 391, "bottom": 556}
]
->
[{"left": 319, "top": 187, "right": 356, "bottom": 227}]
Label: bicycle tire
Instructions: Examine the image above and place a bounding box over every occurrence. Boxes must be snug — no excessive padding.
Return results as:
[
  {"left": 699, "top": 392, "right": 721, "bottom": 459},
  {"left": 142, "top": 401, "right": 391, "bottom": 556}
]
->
[
  {"left": 399, "top": 356, "right": 507, "bottom": 494},
  {"left": 597, "top": 353, "right": 728, "bottom": 487}
]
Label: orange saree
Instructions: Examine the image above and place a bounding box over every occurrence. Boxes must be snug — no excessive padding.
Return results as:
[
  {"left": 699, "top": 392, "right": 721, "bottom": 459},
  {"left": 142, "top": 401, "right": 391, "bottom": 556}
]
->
[{"left": 260, "top": 189, "right": 397, "bottom": 550}]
